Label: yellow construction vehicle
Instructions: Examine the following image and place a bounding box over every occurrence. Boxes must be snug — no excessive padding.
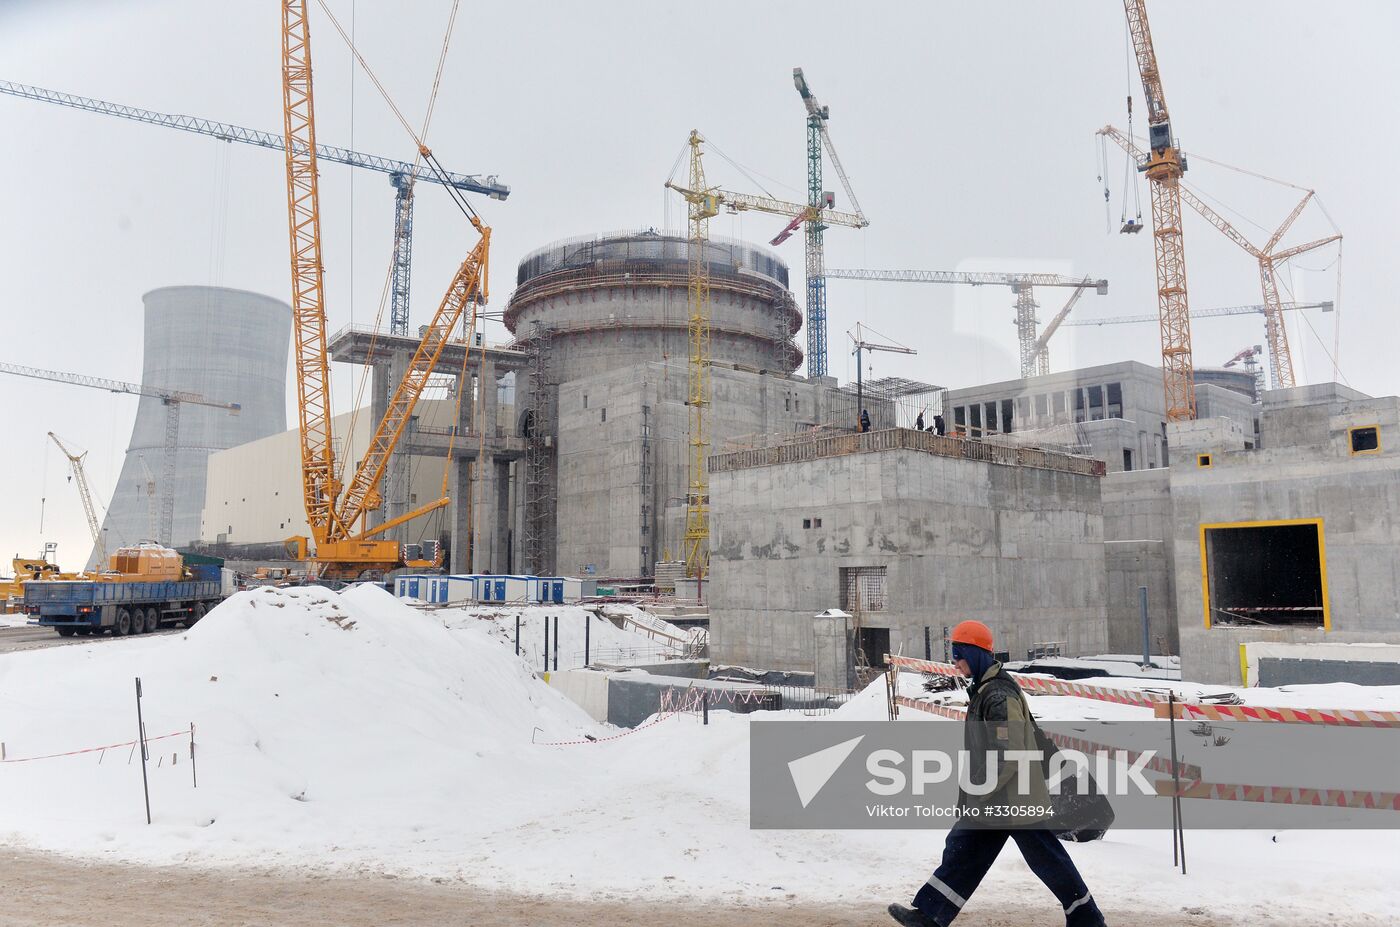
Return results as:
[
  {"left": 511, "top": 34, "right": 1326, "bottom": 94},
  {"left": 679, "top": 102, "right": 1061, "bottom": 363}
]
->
[{"left": 2, "top": 549, "right": 79, "bottom": 613}]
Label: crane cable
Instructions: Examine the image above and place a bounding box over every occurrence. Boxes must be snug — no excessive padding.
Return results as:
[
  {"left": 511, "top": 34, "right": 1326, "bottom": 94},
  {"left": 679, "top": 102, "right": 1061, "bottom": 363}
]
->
[
  {"left": 314, "top": 0, "right": 477, "bottom": 224},
  {"left": 311, "top": 0, "right": 473, "bottom": 490}
]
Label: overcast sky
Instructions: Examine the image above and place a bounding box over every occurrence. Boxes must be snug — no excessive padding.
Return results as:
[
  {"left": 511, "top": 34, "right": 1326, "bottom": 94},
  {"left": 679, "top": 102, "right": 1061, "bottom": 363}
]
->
[{"left": 1, "top": 0, "right": 1391, "bottom": 566}]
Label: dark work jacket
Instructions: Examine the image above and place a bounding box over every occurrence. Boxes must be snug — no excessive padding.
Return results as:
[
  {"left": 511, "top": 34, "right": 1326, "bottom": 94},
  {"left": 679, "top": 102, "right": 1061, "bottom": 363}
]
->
[{"left": 961, "top": 663, "right": 1052, "bottom": 824}]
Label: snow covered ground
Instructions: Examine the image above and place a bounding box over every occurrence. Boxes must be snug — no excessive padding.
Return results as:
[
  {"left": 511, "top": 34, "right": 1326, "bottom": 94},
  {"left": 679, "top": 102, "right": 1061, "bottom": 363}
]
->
[
  {"left": 424, "top": 600, "right": 695, "bottom": 672},
  {"left": 0, "top": 586, "right": 1395, "bottom": 921}
]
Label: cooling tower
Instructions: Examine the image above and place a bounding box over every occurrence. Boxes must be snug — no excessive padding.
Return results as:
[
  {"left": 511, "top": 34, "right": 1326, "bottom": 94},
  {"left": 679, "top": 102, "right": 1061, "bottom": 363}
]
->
[{"left": 89, "top": 286, "right": 291, "bottom": 567}]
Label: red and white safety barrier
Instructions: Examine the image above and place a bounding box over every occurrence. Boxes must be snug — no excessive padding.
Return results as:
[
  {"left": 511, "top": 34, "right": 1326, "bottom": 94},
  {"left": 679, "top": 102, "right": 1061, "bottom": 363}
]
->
[
  {"left": 0, "top": 729, "right": 189, "bottom": 765},
  {"left": 1161, "top": 779, "right": 1400, "bottom": 812},
  {"left": 889, "top": 654, "right": 1400, "bottom": 730},
  {"left": 1155, "top": 701, "right": 1400, "bottom": 730},
  {"left": 893, "top": 695, "right": 1200, "bottom": 780},
  {"left": 886, "top": 654, "right": 1165, "bottom": 708}
]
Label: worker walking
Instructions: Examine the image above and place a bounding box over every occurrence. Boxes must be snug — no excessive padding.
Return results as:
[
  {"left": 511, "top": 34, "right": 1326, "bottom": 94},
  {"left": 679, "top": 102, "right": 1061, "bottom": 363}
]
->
[
  {"left": 888, "top": 620, "right": 1107, "bottom": 927},
  {"left": 860, "top": 408, "right": 871, "bottom": 433}
]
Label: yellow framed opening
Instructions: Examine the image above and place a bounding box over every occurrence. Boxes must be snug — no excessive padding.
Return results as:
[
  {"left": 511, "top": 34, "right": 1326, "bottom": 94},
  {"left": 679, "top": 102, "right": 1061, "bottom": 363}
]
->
[
  {"left": 1348, "top": 425, "right": 1381, "bottom": 456},
  {"left": 1197, "top": 453, "right": 1213, "bottom": 468},
  {"left": 1200, "top": 518, "right": 1329, "bottom": 630}
]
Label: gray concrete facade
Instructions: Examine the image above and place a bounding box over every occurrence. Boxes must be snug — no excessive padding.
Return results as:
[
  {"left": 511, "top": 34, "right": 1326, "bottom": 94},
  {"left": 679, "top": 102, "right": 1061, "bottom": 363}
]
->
[
  {"left": 328, "top": 326, "right": 530, "bottom": 575},
  {"left": 944, "top": 361, "right": 1257, "bottom": 474},
  {"left": 707, "top": 430, "right": 1109, "bottom": 673},
  {"left": 552, "top": 360, "right": 841, "bottom": 578},
  {"left": 1165, "top": 383, "right": 1400, "bottom": 684},
  {"left": 92, "top": 287, "right": 291, "bottom": 567}
]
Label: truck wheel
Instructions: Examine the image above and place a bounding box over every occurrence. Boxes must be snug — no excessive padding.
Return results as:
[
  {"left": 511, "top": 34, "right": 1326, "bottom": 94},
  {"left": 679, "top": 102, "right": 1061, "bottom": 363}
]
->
[
  {"left": 115, "top": 609, "right": 132, "bottom": 636},
  {"left": 145, "top": 608, "right": 160, "bottom": 634},
  {"left": 189, "top": 602, "right": 207, "bottom": 626},
  {"left": 56, "top": 627, "right": 76, "bottom": 637}
]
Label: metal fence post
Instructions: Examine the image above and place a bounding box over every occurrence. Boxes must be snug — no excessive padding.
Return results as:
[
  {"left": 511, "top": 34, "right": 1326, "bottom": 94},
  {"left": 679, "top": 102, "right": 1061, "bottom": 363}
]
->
[
  {"left": 1139, "top": 585, "right": 1150, "bottom": 665},
  {"left": 134, "top": 678, "right": 151, "bottom": 824}
]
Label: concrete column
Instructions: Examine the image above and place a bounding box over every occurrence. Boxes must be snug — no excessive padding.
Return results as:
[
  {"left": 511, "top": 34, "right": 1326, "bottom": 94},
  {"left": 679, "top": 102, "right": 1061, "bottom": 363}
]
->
[
  {"left": 366, "top": 360, "right": 392, "bottom": 530},
  {"left": 471, "top": 459, "right": 498, "bottom": 573},
  {"left": 450, "top": 456, "right": 472, "bottom": 574},
  {"left": 494, "top": 458, "right": 511, "bottom": 573},
  {"left": 382, "top": 351, "right": 412, "bottom": 541},
  {"left": 813, "top": 608, "right": 854, "bottom": 690},
  {"left": 481, "top": 355, "right": 499, "bottom": 440}
]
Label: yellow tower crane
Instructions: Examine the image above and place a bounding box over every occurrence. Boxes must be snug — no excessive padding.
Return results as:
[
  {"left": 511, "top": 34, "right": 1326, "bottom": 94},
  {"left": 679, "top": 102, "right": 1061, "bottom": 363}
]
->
[
  {"left": 1123, "top": 0, "right": 1196, "bottom": 422},
  {"left": 278, "top": 0, "right": 490, "bottom": 579},
  {"left": 48, "top": 433, "right": 106, "bottom": 570},
  {"left": 665, "top": 131, "right": 868, "bottom": 589},
  {"left": 1098, "top": 126, "right": 1340, "bottom": 391}
]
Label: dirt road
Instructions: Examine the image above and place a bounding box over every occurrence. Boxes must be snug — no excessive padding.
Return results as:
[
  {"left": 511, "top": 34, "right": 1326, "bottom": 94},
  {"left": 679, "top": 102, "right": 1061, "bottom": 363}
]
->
[
  {"left": 0, "top": 848, "right": 1281, "bottom": 926},
  {"left": 0, "top": 625, "right": 178, "bottom": 654}
]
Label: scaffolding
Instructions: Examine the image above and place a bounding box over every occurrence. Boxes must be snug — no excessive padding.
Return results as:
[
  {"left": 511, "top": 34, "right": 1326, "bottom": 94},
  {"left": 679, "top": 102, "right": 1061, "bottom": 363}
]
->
[{"left": 523, "top": 321, "right": 556, "bottom": 575}]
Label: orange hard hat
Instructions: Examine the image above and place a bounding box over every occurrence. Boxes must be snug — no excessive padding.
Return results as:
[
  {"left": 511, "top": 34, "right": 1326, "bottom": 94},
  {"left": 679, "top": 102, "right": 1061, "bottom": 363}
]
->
[{"left": 950, "top": 620, "right": 994, "bottom": 652}]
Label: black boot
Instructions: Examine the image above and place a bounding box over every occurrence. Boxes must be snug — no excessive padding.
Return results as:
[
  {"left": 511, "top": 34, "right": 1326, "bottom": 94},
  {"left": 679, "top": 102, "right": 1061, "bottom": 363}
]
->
[{"left": 887, "top": 902, "right": 942, "bottom": 927}]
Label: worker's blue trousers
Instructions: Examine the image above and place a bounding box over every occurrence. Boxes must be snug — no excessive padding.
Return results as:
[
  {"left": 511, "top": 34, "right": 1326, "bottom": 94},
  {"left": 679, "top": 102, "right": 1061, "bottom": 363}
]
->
[{"left": 912, "top": 824, "right": 1106, "bottom": 926}]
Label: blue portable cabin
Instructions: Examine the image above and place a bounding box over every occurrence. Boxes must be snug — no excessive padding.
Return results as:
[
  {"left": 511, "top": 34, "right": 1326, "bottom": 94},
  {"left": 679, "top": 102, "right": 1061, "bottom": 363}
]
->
[
  {"left": 395, "top": 575, "right": 479, "bottom": 604},
  {"left": 473, "top": 574, "right": 533, "bottom": 603},
  {"left": 532, "top": 577, "right": 597, "bottom": 604}
]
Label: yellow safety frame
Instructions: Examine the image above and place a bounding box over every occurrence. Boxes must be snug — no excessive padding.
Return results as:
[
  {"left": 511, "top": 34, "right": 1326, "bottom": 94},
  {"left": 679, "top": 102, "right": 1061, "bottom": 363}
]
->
[
  {"left": 1197, "top": 453, "right": 1213, "bottom": 468},
  {"left": 1348, "top": 424, "right": 1381, "bottom": 456},
  {"left": 1199, "top": 518, "right": 1329, "bottom": 630}
]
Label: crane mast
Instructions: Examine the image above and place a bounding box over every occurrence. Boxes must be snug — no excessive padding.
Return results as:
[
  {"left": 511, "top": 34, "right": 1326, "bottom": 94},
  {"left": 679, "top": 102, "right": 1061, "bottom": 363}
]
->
[
  {"left": 675, "top": 131, "right": 717, "bottom": 587},
  {"left": 48, "top": 433, "right": 106, "bottom": 569},
  {"left": 281, "top": 0, "right": 338, "bottom": 548},
  {"left": 1123, "top": 0, "right": 1196, "bottom": 422},
  {"left": 278, "top": 0, "right": 489, "bottom": 577},
  {"left": 792, "top": 68, "right": 868, "bottom": 379}
]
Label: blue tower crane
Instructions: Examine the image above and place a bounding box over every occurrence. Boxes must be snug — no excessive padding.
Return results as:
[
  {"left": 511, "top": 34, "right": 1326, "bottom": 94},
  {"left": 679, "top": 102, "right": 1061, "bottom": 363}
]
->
[
  {"left": 0, "top": 79, "right": 509, "bottom": 337},
  {"left": 792, "top": 69, "right": 868, "bottom": 379}
]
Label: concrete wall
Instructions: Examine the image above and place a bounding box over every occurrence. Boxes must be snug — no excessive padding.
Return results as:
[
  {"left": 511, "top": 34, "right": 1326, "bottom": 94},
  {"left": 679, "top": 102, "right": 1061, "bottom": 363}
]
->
[
  {"left": 553, "top": 361, "right": 838, "bottom": 578},
  {"left": 708, "top": 442, "right": 1108, "bottom": 673},
  {"left": 201, "top": 401, "right": 460, "bottom": 549},
  {"left": 1167, "top": 386, "right": 1400, "bottom": 684},
  {"left": 1102, "top": 468, "right": 1177, "bottom": 655}
]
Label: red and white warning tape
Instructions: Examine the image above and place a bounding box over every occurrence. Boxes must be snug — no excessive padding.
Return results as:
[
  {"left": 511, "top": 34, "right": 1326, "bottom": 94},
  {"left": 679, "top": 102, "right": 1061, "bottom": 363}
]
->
[
  {"left": 1162, "top": 779, "right": 1400, "bottom": 812},
  {"left": 0, "top": 729, "right": 189, "bottom": 765},
  {"left": 1155, "top": 701, "right": 1400, "bottom": 729},
  {"left": 893, "top": 695, "right": 1201, "bottom": 780},
  {"left": 886, "top": 654, "right": 1164, "bottom": 708},
  {"left": 888, "top": 654, "right": 1400, "bottom": 729}
]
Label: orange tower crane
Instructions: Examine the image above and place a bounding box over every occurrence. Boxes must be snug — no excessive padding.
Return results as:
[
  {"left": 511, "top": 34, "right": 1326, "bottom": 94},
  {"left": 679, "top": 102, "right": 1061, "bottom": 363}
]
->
[
  {"left": 1099, "top": 127, "right": 1340, "bottom": 390},
  {"left": 1123, "top": 0, "right": 1196, "bottom": 421}
]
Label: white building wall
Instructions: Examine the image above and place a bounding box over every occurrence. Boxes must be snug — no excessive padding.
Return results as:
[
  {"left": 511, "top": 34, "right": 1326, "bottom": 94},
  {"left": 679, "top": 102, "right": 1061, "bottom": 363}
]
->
[{"left": 200, "top": 400, "right": 462, "bottom": 546}]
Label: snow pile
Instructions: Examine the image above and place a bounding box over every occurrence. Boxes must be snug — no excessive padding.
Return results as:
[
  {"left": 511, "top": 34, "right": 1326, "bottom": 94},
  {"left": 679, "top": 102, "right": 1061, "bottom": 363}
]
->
[
  {"left": 0, "top": 591, "right": 1396, "bottom": 921},
  {"left": 0, "top": 584, "right": 598, "bottom": 867}
]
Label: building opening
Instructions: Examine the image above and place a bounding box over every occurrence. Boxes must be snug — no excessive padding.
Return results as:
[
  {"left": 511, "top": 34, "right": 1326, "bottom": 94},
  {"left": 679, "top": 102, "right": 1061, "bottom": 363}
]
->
[
  {"left": 858, "top": 627, "right": 890, "bottom": 670},
  {"left": 1202, "top": 520, "right": 1327, "bottom": 627}
]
